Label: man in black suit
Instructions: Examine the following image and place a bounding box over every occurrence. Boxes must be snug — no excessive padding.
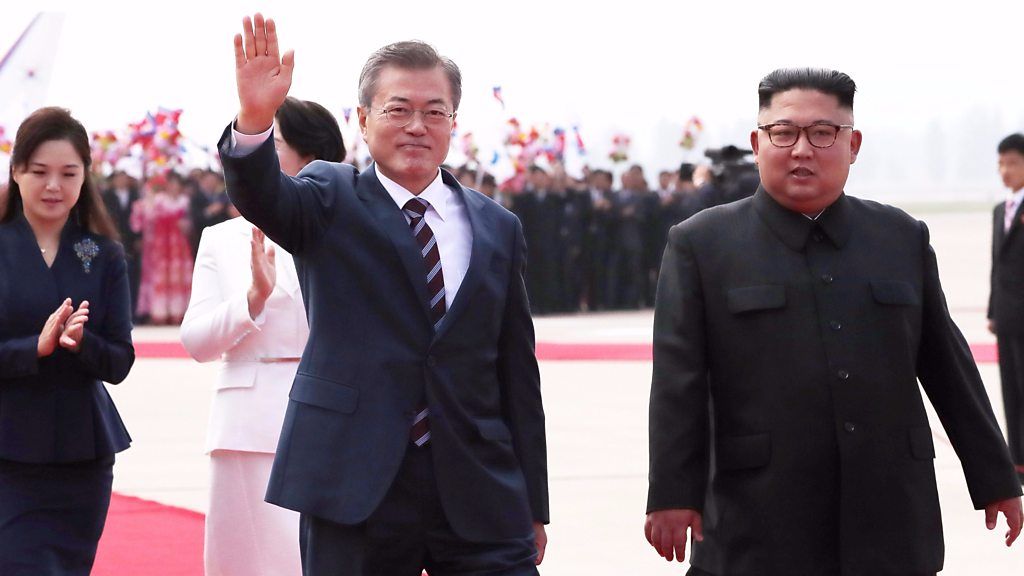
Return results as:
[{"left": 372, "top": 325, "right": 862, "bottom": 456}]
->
[
  {"left": 101, "top": 171, "right": 142, "bottom": 320},
  {"left": 188, "top": 170, "right": 230, "bottom": 258},
  {"left": 646, "top": 68, "right": 1023, "bottom": 575},
  {"left": 585, "top": 170, "right": 614, "bottom": 311},
  {"left": 222, "top": 14, "right": 548, "bottom": 575},
  {"left": 989, "top": 132, "right": 1024, "bottom": 484},
  {"left": 513, "top": 166, "right": 562, "bottom": 315},
  {"left": 606, "top": 167, "right": 647, "bottom": 309}
]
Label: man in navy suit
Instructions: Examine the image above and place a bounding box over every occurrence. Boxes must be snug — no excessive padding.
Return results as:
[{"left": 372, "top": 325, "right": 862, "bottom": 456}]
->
[{"left": 220, "top": 14, "right": 548, "bottom": 575}]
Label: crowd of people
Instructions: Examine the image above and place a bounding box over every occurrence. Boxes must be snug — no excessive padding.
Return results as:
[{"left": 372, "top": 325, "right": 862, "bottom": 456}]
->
[
  {"left": 86, "top": 152, "right": 761, "bottom": 324},
  {"left": 477, "top": 159, "right": 760, "bottom": 314},
  {"left": 98, "top": 168, "right": 232, "bottom": 325}
]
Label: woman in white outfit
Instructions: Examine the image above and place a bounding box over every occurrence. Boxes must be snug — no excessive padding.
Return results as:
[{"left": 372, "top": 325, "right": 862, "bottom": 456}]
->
[{"left": 180, "top": 97, "right": 345, "bottom": 576}]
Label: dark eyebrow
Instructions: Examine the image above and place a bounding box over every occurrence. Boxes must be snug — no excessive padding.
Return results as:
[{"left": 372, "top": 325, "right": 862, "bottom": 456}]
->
[{"left": 29, "top": 161, "right": 82, "bottom": 170}]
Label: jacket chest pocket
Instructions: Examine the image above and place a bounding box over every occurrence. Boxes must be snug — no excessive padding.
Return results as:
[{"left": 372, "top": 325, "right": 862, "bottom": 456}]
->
[
  {"left": 870, "top": 280, "right": 919, "bottom": 307},
  {"left": 726, "top": 285, "right": 786, "bottom": 315}
]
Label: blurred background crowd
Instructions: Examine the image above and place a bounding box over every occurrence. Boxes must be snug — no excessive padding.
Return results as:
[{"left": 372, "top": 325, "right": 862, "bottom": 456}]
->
[{"left": 20, "top": 143, "right": 759, "bottom": 325}]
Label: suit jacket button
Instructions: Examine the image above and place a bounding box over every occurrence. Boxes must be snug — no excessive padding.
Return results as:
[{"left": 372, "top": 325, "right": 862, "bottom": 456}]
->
[
  {"left": 426, "top": 356, "right": 437, "bottom": 368},
  {"left": 829, "top": 320, "right": 842, "bottom": 331},
  {"left": 844, "top": 422, "right": 857, "bottom": 433},
  {"left": 821, "top": 273, "right": 834, "bottom": 284},
  {"left": 837, "top": 369, "right": 850, "bottom": 380}
]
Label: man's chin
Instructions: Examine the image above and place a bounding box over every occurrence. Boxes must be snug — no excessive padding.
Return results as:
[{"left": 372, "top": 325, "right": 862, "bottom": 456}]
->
[{"left": 768, "top": 187, "right": 840, "bottom": 213}]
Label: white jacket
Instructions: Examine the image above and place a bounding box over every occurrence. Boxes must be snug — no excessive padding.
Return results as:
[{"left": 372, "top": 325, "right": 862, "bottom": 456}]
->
[{"left": 180, "top": 217, "right": 308, "bottom": 454}]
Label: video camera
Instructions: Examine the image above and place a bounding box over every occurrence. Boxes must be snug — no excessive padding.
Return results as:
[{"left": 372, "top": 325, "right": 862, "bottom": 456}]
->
[{"left": 702, "top": 145, "right": 760, "bottom": 205}]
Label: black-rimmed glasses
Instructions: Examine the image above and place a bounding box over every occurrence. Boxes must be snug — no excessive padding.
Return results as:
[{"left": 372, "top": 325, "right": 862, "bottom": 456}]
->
[{"left": 758, "top": 122, "right": 854, "bottom": 148}]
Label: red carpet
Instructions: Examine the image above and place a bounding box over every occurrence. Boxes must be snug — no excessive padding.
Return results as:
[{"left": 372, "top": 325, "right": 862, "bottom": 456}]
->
[
  {"left": 137, "top": 340, "right": 1000, "bottom": 363},
  {"left": 93, "top": 494, "right": 204, "bottom": 575}
]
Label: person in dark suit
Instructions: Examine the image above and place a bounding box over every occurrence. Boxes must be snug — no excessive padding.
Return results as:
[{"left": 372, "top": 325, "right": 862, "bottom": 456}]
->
[
  {"left": 102, "top": 171, "right": 142, "bottom": 320},
  {"left": 513, "top": 165, "right": 563, "bottom": 315},
  {"left": 606, "top": 167, "right": 647, "bottom": 309},
  {"left": 585, "top": 170, "right": 615, "bottom": 311},
  {"left": 189, "top": 170, "right": 231, "bottom": 258},
  {"left": 555, "top": 170, "right": 591, "bottom": 313},
  {"left": 989, "top": 132, "right": 1024, "bottom": 485},
  {"left": 645, "top": 68, "right": 1023, "bottom": 575},
  {"left": 0, "top": 107, "right": 134, "bottom": 575},
  {"left": 221, "top": 14, "right": 548, "bottom": 575}
]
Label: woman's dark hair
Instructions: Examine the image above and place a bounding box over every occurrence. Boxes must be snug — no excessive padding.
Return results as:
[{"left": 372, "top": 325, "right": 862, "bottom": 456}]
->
[
  {"left": 758, "top": 68, "right": 856, "bottom": 110},
  {"left": 3, "top": 107, "right": 118, "bottom": 240},
  {"left": 275, "top": 97, "right": 346, "bottom": 163}
]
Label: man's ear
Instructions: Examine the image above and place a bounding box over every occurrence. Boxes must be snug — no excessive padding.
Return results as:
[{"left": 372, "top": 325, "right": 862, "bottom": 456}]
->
[
  {"left": 357, "top": 106, "right": 369, "bottom": 139},
  {"left": 849, "top": 130, "right": 863, "bottom": 164},
  {"left": 750, "top": 129, "right": 760, "bottom": 164}
]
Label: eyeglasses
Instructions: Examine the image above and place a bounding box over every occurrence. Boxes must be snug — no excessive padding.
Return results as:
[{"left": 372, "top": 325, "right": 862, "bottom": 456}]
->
[
  {"left": 757, "top": 122, "right": 854, "bottom": 149},
  {"left": 372, "top": 105, "right": 454, "bottom": 128}
]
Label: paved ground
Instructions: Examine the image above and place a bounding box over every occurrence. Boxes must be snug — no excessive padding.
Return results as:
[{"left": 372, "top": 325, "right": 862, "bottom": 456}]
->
[{"left": 107, "top": 205, "right": 1023, "bottom": 574}]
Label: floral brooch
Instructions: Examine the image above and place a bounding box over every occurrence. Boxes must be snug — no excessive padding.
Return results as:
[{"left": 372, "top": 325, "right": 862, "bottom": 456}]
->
[{"left": 73, "top": 238, "right": 100, "bottom": 274}]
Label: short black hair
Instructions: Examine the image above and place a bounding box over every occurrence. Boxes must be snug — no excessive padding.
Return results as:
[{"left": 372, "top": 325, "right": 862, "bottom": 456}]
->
[
  {"left": 998, "top": 133, "right": 1024, "bottom": 156},
  {"left": 758, "top": 68, "right": 856, "bottom": 110},
  {"left": 275, "top": 97, "right": 346, "bottom": 163},
  {"left": 678, "top": 162, "right": 695, "bottom": 183}
]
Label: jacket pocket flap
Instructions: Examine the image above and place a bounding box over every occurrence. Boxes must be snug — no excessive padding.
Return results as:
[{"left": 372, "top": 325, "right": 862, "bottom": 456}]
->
[
  {"left": 289, "top": 373, "right": 358, "bottom": 414},
  {"left": 909, "top": 426, "right": 935, "bottom": 460},
  {"left": 726, "top": 285, "right": 786, "bottom": 314},
  {"left": 717, "top": 433, "right": 771, "bottom": 472},
  {"left": 871, "top": 280, "right": 919, "bottom": 306},
  {"left": 476, "top": 418, "right": 512, "bottom": 441}
]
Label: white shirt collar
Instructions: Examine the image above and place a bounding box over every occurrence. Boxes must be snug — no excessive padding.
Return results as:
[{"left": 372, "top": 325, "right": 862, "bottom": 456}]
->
[
  {"left": 375, "top": 166, "right": 453, "bottom": 222},
  {"left": 1007, "top": 187, "right": 1024, "bottom": 206}
]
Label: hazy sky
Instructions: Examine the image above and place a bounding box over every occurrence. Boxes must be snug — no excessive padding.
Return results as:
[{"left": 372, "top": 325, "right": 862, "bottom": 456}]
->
[{"left": 3, "top": 1, "right": 1023, "bottom": 200}]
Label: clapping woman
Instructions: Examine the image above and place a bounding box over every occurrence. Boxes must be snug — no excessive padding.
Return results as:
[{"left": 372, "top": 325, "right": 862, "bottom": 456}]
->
[
  {"left": 180, "top": 97, "right": 344, "bottom": 576},
  {"left": 0, "top": 107, "right": 134, "bottom": 575}
]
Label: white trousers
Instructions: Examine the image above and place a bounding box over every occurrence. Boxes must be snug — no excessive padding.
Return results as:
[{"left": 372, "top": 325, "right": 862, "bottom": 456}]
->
[{"left": 206, "top": 450, "right": 301, "bottom": 576}]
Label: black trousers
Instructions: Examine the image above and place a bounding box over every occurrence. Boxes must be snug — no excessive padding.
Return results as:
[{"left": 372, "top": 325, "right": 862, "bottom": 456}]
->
[
  {"left": 300, "top": 444, "right": 538, "bottom": 576},
  {"left": 687, "top": 567, "right": 936, "bottom": 576},
  {"left": 0, "top": 454, "right": 114, "bottom": 576},
  {"left": 997, "top": 334, "right": 1024, "bottom": 466}
]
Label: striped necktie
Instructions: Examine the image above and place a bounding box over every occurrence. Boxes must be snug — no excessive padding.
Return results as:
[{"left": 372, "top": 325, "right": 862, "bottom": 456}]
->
[{"left": 403, "top": 197, "right": 445, "bottom": 446}]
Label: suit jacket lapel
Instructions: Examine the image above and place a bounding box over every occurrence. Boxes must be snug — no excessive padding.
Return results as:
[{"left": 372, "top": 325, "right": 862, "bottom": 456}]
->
[
  {"left": 356, "top": 166, "right": 433, "bottom": 323},
  {"left": 1002, "top": 200, "right": 1024, "bottom": 248},
  {"left": 433, "top": 174, "right": 493, "bottom": 343}
]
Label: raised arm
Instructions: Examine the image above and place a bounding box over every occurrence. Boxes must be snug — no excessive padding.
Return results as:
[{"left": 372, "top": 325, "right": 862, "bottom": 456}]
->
[{"left": 234, "top": 13, "right": 293, "bottom": 135}]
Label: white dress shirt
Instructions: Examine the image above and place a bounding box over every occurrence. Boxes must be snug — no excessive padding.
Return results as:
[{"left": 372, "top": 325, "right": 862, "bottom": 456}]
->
[
  {"left": 231, "top": 125, "right": 472, "bottom": 309},
  {"left": 1005, "top": 188, "right": 1024, "bottom": 232}
]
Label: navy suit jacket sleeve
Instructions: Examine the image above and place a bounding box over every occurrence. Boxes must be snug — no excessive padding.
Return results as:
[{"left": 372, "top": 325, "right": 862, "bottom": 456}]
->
[
  {"left": 0, "top": 335, "right": 39, "bottom": 379},
  {"left": 218, "top": 124, "right": 353, "bottom": 255},
  {"left": 498, "top": 216, "right": 550, "bottom": 523}
]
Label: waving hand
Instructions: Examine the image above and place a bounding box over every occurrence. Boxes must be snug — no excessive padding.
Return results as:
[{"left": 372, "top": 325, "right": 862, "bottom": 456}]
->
[{"left": 233, "top": 13, "right": 293, "bottom": 134}]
